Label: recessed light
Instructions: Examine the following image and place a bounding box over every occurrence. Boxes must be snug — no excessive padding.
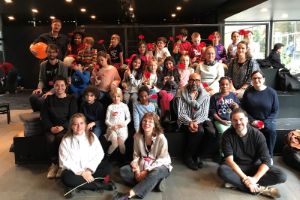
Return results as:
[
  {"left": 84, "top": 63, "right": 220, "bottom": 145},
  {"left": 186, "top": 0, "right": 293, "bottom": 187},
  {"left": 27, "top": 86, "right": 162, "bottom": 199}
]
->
[
  {"left": 281, "top": 13, "right": 288, "bottom": 18},
  {"left": 31, "top": 8, "right": 38, "bottom": 13},
  {"left": 171, "top": 13, "right": 176, "bottom": 18},
  {"left": 90, "top": 15, "right": 96, "bottom": 19},
  {"left": 8, "top": 16, "right": 15, "bottom": 20},
  {"left": 80, "top": 8, "right": 86, "bottom": 13},
  {"left": 50, "top": 16, "right": 55, "bottom": 20},
  {"left": 129, "top": 6, "right": 133, "bottom": 12},
  {"left": 65, "top": 0, "right": 72, "bottom": 3},
  {"left": 260, "top": 8, "right": 268, "bottom": 12},
  {"left": 5, "top": 0, "right": 13, "bottom": 3},
  {"left": 176, "top": 6, "right": 182, "bottom": 11}
]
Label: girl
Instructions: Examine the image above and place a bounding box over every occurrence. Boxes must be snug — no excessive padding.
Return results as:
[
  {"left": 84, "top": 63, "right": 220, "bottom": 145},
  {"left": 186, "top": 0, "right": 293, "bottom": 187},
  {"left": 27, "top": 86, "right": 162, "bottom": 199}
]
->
[
  {"left": 113, "top": 113, "right": 172, "bottom": 200},
  {"left": 90, "top": 51, "right": 121, "bottom": 108},
  {"left": 178, "top": 54, "right": 193, "bottom": 89},
  {"left": 122, "top": 55, "right": 144, "bottom": 104},
  {"left": 154, "top": 37, "right": 171, "bottom": 67},
  {"left": 128, "top": 41, "right": 152, "bottom": 67},
  {"left": 66, "top": 31, "right": 84, "bottom": 55},
  {"left": 108, "top": 34, "right": 124, "bottom": 69},
  {"left": 211, "top": 31, "right": 227, "bottom": 63},
  {"left": 105, "top": 87, "right": 131, "bottom": 160},
  {"left": 59, "top": 113, "right": 115, "bottom": 197},
  {"left": 227, "top": 31, "right": 240, "bottom": 61}
]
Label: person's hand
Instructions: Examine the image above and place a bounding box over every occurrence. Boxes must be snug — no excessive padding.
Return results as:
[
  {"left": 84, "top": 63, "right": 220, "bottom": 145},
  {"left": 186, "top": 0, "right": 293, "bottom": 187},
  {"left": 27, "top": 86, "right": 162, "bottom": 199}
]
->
[
  {"left": 131, "top": 162, "right": 139, "bottom": 172},
  {"left": 135, "top": 170, "right": 148, "bottom": 182},
  {"left": 50, "top": 126, "right": 63, "bottom": 134},
  {"left": 230, "top": 102, "right": 239, "bottom": 109},
  {"left": 121, "top": 82, "right": 128, "bottom": 90},
  {"left": 189, "top": 121, "right": 198, "bottom": 133},
  {"left": 42, "top": 91, "right": 53, "bottom": 99},
  {"left": 87, "top": 122, "right": 95, "bottom": 130},
  {"left": 243, "top": 176, "right": 259, "bottom": 192},
  {"left": 81, "top": 170, "right": 94, "bottom": 183},
  {"left": 32, "top": 88, "right": 42, "bottom": 95},
  {"left": 169, "top": 76, "right": 174, "bottom": 81},
  {"left": 125, "top": 68, "right": 131, "bottom": 76},
  {"left": 221, "top": 120, "right": 231, "bottom": 126},
  {"left": 251, "top": 120, "right": 264, "bottom": 129}
]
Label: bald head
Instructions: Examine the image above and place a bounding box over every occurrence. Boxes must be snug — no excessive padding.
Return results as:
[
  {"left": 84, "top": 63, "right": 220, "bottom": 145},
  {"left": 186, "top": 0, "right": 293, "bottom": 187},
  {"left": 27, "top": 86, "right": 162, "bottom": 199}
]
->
[{"left": 188, "top": 73, "right": 201, "bottom": 91}]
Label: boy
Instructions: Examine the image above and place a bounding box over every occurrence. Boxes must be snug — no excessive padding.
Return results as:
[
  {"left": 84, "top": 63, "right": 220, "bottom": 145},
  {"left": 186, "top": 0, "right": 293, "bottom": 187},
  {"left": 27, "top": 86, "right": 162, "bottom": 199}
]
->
[
  {"left": 189, "top": 32, "right": 206, "bottom": 67},
  {"left": 69, "top": 60, "right": 90, "bottom": 98},
  {"left": 155, "top": 37, "right": 171, "bottom": 67},
  {"left": 108, "top": 34, "right": 124, "bottom": 69},
  {"left": 77, "top": 36, "right": 97, "bottom": 72}
]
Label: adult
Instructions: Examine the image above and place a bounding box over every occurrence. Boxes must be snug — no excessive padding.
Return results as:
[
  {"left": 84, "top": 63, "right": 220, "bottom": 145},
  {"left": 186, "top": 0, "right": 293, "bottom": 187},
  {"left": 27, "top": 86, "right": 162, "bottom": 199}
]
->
[
  {"left": 267, "top": 43, "right": 285, "bottom": 69},
  {"left": 59, "top": 113, "right": 115, "bottom": 198},
  {"left": 227, "top": 41, "right": 260, "bottom": 98},
  {"left": 113, "top": 112, "right": 172, "bottom": 200},
  {"left": 218, "top": 108, "right": 286, "bottom": 198},
  {"left": 195, "top": 46, "right": 225, "bottom": 95},
  {"left": 66, "top": 31, "right": 85, "bottom": 56},
  {"left": 177, "top": 73, "right": 215, "bottom": 170},
  {"left": 41, "top": 76, "right": 77, "bottom": 179},
  {"left": 30, "top": 19, "right": 69, "bottom": 60},
  {"left": 242, "top": 70, "right": 279, "bottom": 157},
  {"left": 29, "top": 44, "right": 68, "bottom": 111}
]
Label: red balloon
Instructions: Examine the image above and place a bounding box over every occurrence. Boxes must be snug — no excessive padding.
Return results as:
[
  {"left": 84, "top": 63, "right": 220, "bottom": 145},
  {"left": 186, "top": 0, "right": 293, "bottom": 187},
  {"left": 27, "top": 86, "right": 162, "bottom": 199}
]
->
[{"left": 30, "top": 42, "right": 48, "bottom": 59}]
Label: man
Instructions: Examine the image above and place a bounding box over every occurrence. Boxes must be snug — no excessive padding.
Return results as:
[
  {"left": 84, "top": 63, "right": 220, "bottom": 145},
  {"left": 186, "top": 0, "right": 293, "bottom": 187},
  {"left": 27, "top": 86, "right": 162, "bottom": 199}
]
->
[
  {"left": 177, "top": 73, "right": 215, "bottom": 170},
  {"left": 218, "top": 108, "right": 286, "bottom": 198},
  {"left": 29, "top": 44, "right": 68, "bottom": 111},
  {"left": 30, "top": 19, "right": 69, "bottom": 60}
]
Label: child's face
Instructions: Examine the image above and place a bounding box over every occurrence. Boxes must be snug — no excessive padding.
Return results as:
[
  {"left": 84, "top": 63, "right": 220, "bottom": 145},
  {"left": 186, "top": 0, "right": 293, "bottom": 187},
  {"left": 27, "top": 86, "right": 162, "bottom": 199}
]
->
[
  {"left": 157, "top": 41, "right": 166, "bottom": 50},
  {"left": 85, "top": 92, "right": 96, "bottom": 104},
  {"left": 165, "top": 60, "right": 174, "bottom": 70},
  {"left": 213, "top": 34, "right": 221, "bottom": 43},
  {"left": 138, "top": 44, "right": 146, "bottom": 54},
  {"left": 149, "top": 62, "right": 158, "bottom": 72},
  {"left": 74, "top": 34, "right": 82, "bottom": 45},
  {"left": 220, "top": 79, "right": 230, "bottom": 93},
  {"left": 180, "top": 56, "right": 190, "bottom": 68},
  {"left": 231, "top": 33, "right": 240, "bottom": 43},
  {"left": 181, "top": 35, "right": 187, "bottom": 42},
  {"left": 98, "top": 56, "right": 107, "bottom": 66},
  {"left": 139, "top": 91, "right": 149, "bottom": 105},
  {"left": 132, "top": 59, "right": 141, "bottom": 70},
  {"left": 192, "top": 36, "right": 201, "bottom": 46},
  {"left": 112, "top": 94, "right": 121, "bottom": 104},
  {"left": 84, "top": 42, "right": 92, "bottom": 49},
  {"left": 110, "top": 37, "right": 119, "bottom": 47}
]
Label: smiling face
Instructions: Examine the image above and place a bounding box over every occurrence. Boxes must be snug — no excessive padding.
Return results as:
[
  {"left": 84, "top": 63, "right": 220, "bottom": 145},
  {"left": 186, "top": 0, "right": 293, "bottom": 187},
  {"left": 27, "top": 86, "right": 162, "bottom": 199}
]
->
[
  {"left": 219, "top": 78, "right": 231, "bottom": 94},
  {"left": 180, "top": 55, "right": 190, "bottom": 68},
  {"left": 237, "top": 42, "right": 247, "bottom": 57},
  {"left": 192, "top": 36, "right": 201, "bottom": 46},
  {"left": 165, "top": 60, "right": 174, "bottom": 70},
  {"left": 71, "top": 116, "right": 86, "bottom": 135},
  {"left": 205, "top": 47, "right": 216, "bottom": 63},
  {"left": 132, "top": 58, "right": 142, "bottom": 70},
  {"left": 251, "top": 71, "right": 265, "bottom": 90},
  {"left": 157, "top": 41, "right": 165, "bottom": 50},
  {"left": 54, "top": 80, "right": 67, "bottom": 96},
  {"left": 51, "top": 22, "right": 62, "bottom": 33},
  {"left": 138, "top": 43, "right": 146, "bottom": 55},
  {"left": 139, "top": 91, "right": 149, "bottom": 105},
  {"left": 141, "top": 116, "right": 155, "bottom": 135},
  {"left": 231, "top": 112, "right": 248, "bottom": 136},
  {"left": 47, "top": 49, "right": 58, "bottom": 60},
  {"left": 231, "top": 32, "right": 240, "bottom": 44},
  {"left": 98, "top": 55, "right": 107, "bottom": 67}
]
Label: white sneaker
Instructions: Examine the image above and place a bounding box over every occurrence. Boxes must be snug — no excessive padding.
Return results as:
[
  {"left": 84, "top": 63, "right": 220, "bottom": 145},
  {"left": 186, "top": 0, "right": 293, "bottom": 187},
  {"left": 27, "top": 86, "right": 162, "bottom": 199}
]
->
[
  {"left": 56, "top": 167, "right": 63, "bottom": 178},
  {"left": 224, "top": 182, "right": 236, "bottom": 189},
  {"left": 47, "top": 163, "right": 58, "bottom": 179},
  {"left": 258, "top": 185, "right": 281, "bottom": 198}
]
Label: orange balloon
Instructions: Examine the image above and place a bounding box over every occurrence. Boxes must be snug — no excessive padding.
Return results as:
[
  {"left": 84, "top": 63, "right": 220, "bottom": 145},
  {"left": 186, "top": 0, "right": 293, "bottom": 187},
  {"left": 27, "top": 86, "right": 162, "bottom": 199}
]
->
[{"left": 30, "top": 42, "right": 48, "bottom": 59}]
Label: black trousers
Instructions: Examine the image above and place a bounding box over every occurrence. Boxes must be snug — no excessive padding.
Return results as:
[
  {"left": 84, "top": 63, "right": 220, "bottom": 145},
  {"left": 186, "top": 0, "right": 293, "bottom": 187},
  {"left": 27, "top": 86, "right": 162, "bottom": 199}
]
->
[
  {"left": 45, "top": 130, "right": 66, "bottom": 164},
  {"left": 61, "top": 160, "right": 112, "bottom": 190},
  {"left": 282, "top": 145, "right": 300, "bottom": 171}
]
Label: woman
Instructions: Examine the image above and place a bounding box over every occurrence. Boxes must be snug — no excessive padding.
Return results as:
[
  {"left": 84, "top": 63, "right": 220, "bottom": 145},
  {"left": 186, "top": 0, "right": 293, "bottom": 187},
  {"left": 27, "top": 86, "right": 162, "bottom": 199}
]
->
[
  {"left": 227, "top": 41, "right": 260, "bottom": 98},
  {"left": 113, "top": 112, "right": 172, "bottom": 200},
  {"left": 59, "top": 113, "right": 115, "bottom": 197},
  {"left": 67, "top": 31, "right": 84, "bottom": 55},
  {"left": 195, "top": 46, "right": 224, "bottom": 95},
  {"left": 41, "top": 76, "right": 78, "bottom": 179},
  {"left": 267, "top": 43, "right": 285, "bottom": 69},
  {"left": 242, "top": 70, "right": 279, "bottom": 157}
]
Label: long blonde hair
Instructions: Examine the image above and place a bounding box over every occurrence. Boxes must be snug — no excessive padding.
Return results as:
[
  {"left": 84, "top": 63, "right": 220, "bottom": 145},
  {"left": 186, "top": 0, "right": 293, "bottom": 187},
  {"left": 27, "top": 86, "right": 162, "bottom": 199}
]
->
[{"left": 65, "top": 113, "right": 94, "bottom": 145}]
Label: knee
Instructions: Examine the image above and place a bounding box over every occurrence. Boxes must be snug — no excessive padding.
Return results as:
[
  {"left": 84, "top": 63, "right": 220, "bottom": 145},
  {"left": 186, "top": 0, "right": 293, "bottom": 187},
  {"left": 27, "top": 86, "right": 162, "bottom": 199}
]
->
[
  {"left": 276, "top": 171, "right": 287, "bottom": 184},
  {"left": 217, "top": 164, "right": 229, "bottom": 179},
  {"left": 120, "top": 165, "right": 132, "bottom": 179}
]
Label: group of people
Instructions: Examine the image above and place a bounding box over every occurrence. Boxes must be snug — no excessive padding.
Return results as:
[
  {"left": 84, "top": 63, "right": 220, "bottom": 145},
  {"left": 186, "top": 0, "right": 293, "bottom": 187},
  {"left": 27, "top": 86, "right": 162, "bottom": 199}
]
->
[{"left": 28, "top": 19, "right": 289, "bottom": 199}]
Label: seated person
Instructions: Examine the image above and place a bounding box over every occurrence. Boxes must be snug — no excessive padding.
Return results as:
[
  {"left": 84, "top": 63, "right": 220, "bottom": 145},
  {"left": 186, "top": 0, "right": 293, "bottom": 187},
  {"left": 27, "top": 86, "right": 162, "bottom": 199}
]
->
[
  {"left": 267, "top": 43, "right": 285, "bottom": 69},
  {"left": 59, "top": 113, "right": 115, "bottom": 198},
  {"left": 113, "top": 112, "right": 172, "bottom": 200},
  {"left": 218, "top": 108, "right": 287, "bottom": 199}
]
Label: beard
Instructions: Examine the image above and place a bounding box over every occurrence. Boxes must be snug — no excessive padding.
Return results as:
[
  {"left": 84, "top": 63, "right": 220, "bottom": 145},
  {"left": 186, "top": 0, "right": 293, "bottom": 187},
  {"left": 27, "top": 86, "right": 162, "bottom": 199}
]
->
[{"left": 189, "top": 83, "right": 199, "bottom": 91}]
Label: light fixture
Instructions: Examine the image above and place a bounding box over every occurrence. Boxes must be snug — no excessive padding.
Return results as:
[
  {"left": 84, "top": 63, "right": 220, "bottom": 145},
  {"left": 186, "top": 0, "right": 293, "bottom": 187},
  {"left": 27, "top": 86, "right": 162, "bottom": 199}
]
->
[
  {"left": 65, "top": 0, "right": 72, "bottom": 2},
  {"left": 80, "top": 8, "right": 86, "bottom": 12},
  {"left": 5, "top": 0, "right": 13, "bottom": 3},
  {"left": 260, "top": 8, "right": 268, "bottom": 12},
  {"left": 129, "top": 6, "right": 134, "bottom": 12},
  {"left": 90, "top": 15, "right": 96, "bottom": 19},
  {"left": 8, "top": 16, "right": 15, "bottom": 20},
  {"left": 281, "top": 13, "right": 288, "bottom": 19},
  {"left": 31, "top": 8, "right": 38, "bottom": 13},
  {"left": 50, "top": 16, "right": 55, "bottom": 20},
  {"left": 171, "top": 13, "right": 176, "bottom": 18},
  {"left": 176, "top": 6, "right": 182, "bottom": 11}
]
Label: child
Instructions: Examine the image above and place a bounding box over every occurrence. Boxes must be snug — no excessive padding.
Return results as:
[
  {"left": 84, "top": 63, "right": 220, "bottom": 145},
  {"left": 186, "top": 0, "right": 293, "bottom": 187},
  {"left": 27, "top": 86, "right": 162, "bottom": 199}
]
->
[
  {"left": 77, "top": 36, "right": 97, "bottom": 72},
  {"left": 189, "top": 32, "right": 206, "bottom": 66},
  {"left": 122, "top": 55, "right": 144, "bottom": 104},
  {"left": 108, "top": 34, "right": 124, "bottom": 69},
  {"left": 69, "top": 60, "right": 90, "bottom": 99},
  {"left": 178, "top": 54, "right": 193, "bottom": 89},
  {"left": 227, "top": 31, "right": 240, "bottom": 62},
  {"left": 211, "top": 31, "right": 227, "bottom": 63},
  {"left": 173, "top": 28, "right": 192, "bottom": 62},
  {"left": 128, "top": 41, "right": 152, "bottom": 67},
  {"left": 105, "top": 87, "right": 131, "bottom": 160},
  {"left": 154, "top": 37, "right": 171, "bottom": 67},
  {"left": 80, "top": 86, "right": 105, "bottom": 138},
  {"left": 209, "top": 76, "right": 240, "bottom": 134},
  {"left": 158, "top": 56, "right": 180, "bottom": 118},
  {"left": 133, "top": 86, "right": 156, "bottom": 133}
]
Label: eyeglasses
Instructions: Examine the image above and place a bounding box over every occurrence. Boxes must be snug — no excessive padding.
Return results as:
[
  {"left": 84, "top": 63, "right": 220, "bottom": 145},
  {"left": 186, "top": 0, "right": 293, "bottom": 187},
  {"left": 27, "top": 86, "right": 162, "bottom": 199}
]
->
[{"left": 188, "top": 79, "right": 201, "bottom": 83}]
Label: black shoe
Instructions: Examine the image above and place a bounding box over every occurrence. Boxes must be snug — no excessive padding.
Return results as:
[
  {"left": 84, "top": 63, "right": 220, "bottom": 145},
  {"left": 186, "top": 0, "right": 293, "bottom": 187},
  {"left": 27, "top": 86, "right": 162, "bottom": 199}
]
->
[
  {"left": 157, "top": 178, "right": 167, "bottom": 192},
  {"left": 196, "top": 157, "right": 204, "bottom": 169},
  {"left": 185, "top": 157, "right": 198, "bottom": 170},
  {"left": 112, "top": 192, "right": 130, "bottom": 200}
]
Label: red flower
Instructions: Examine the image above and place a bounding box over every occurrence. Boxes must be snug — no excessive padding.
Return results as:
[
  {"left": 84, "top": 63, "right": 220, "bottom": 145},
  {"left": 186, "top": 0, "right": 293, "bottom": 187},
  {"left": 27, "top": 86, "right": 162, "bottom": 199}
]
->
[
  {"left": 176, "top": 34, "right": 183, "bottom": 40},
  {"left": 256, "top": 120, "right": 264, "bottom": 129},
  {"left": 125, "top": 58, "right": 131, "bottom": 63},
  {"left": 200, "top": 42, "right": 206, "bottom": 48},
  {"left": 146, "top": 43, "right": 154, "bottom": 50},
  {"left": 144, "top": 71, "right": 151, "bottom": 79},
  {"left": 103, "top": 175, "right": 110, "bottom": 184},
  {"left": 150, "top": 94, "right": 158, "bottom": 99},
  {"left": 178, "top": 63, "right": 185, "bottom": 69},
  {"left": 97, "top": 39, "right": 104, "bottom": 44},
  {"left": 202, "top": 82, "right": 209, "bottom": 88},
  {"left": 169, "top": 36, "right": 174, "bottom": 42},
  {"left": 239, "top": 29, "right": 251, "bottom": 36},
  {"left": 208, "top": 34, "right": 215, "bottom": 41},
  {"left": 138, "top": 34, "right": 145, "bottom": 40}
]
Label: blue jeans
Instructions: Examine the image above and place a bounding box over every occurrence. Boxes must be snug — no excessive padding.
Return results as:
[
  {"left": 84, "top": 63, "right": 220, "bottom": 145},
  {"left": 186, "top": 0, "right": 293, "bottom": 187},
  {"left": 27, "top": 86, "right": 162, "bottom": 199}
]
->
[
  {"left": 92, "top": 121, "right": 102, "bottom": 138},
  {"left": 218, "top": 163, "right": 287, "bottom": 193},
  {"left": 261, "top": 120, "right": 276, "bottom": 157},
  {"left": 120, "top": 165, "right": 170, "bottom": 198}
]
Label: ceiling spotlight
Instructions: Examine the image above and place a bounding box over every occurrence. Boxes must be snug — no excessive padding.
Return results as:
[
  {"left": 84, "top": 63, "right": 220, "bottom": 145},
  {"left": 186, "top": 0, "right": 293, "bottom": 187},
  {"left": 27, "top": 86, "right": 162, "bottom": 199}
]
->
[
  {"left": 8, "top": 16, "right": 15, "bottom": 20},
  {"left": 171, "top": 13, "right": 176, "bottom": 18},
  {"left": 5, "top": 0, "right": 13, "bottom": 3},
  {"left": 90, "top": 15, "right": 96, "bottom": 19},
  {"left": 281, "top": 13, "right": 288, "bottom": 19},
  {"left": 129, "top": 6, "right": 134, "bottom": 12},
  {"left": 260, "top": 8, "right": 268, "bottom": 12},
  {"left": 176, "top": 6, "right": 182, "bottom": 11},
  {"left": 65, "top": 0, "right": 72, "bottom": 2},
  {"left": 31, "top": 8, "right": 38, "bottom": 13},
  {"left": 50, "top": 16, "right": 55, "bottom": 20},
  {"left": 80, "top": 8, "right": 86, "bottom": 13}
]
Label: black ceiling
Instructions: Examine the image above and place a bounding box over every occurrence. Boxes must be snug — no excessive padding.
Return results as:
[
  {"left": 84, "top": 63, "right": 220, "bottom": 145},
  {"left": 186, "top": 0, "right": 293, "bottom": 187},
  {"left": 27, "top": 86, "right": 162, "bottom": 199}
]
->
[{"left": 0, "top": 0, "right": 266, "bottom": 25}]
